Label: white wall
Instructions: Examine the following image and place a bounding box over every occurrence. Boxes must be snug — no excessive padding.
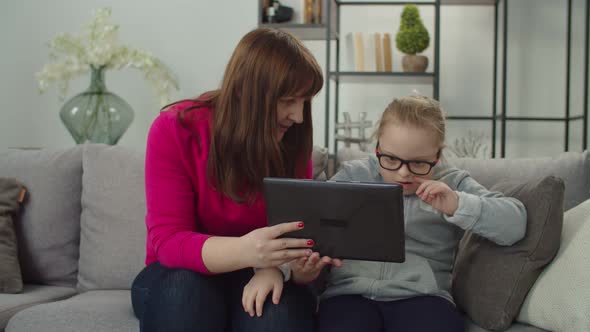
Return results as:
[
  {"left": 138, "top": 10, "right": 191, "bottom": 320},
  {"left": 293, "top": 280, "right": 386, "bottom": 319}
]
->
[
  {"left": 1, "top": 0, "right": 588, "bottom": 158},
  {"left": 0, "top": 0, "right": 256, "bottom": 149}
]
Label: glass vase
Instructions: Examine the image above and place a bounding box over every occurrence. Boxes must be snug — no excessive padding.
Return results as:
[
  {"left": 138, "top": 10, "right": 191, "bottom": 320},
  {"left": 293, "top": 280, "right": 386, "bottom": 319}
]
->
[{"left": 59, "top": 66, "right": 134, "bottom": 145}]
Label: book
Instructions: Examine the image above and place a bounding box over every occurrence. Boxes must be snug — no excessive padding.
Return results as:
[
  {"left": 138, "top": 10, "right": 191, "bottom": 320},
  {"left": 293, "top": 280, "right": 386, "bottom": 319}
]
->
[
  {"left": 383, "top": 33, "right": 393, "bottom": 72},
  {"left": 374, "top": 33, "right": 383, "bottom": 71},
  {"left": 305, "top": 0, "right": 313, "bottom": 24},
  {"left": 313, "top": 0, "right": 322, "bottom": 24},
  {"left": 353, "top": 32, "right": 365, "bottom": 71}
]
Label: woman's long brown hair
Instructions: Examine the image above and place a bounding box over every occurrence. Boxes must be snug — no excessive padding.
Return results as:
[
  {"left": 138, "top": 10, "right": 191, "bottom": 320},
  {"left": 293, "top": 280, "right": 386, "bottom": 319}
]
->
[{"left": 173, "top": 28, "right": 323, "bottom": 203}]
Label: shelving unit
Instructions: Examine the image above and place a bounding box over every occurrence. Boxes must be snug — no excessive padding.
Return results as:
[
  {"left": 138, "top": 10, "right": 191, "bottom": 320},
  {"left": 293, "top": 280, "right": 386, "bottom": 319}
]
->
[
  {"left": 257, "top": 0, "right": 338, "bottom": 40},
  {"left": 327, "top": 0, "right": 441, "bottom": 155},
  {"left": 259, "top": 0, "right": 589, "bottom": 158},
  {"left": 495, "top": 0, "right": 589, "bottom": 156}
]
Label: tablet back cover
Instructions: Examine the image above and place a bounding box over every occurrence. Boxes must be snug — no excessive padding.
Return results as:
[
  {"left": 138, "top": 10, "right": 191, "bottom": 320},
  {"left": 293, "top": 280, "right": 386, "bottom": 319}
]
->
[{"left": 264, "top": 178, "right": 405, "bottom": 263}]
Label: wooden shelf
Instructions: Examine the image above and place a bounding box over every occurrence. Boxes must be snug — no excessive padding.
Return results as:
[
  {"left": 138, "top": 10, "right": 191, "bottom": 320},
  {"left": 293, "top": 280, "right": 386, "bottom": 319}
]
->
[
  {"left": 329, "top": 71, "right": 435, "bottom": 83},
  {"left": 330, "top": 71, "right": 434, "bottom": 76},
  {"left": 258, "top": 23, "right": 338, "bottom": 40},
  {"left": 336, "top": 1, "right": 436, "bottom": 5},
  {"left": 441, "top": 0, "right": 496, "bottom": 5}
]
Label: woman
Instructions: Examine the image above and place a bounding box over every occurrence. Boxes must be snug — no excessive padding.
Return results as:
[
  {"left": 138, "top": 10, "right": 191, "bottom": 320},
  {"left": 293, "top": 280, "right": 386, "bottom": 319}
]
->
[{"left": 131, "top": 28, "right": 341, "bottom": 332}]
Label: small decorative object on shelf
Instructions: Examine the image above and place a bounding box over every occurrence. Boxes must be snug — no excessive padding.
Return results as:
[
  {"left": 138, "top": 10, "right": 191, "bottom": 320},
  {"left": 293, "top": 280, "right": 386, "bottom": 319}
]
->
[
  {"left": 263, "top": 1, "right": 294, "bottom": 23},
  {"left": 447, "top": 130, "right": 490, "bottom": 159},
  {"left": 335, "top": 112, "right": 373, "bottom": 151},
  {"left": 396, "top": 4, "right": 430, "bottom": 73},
  {"left": 36, "top": 7, "right": 178, "bottom": 145}
]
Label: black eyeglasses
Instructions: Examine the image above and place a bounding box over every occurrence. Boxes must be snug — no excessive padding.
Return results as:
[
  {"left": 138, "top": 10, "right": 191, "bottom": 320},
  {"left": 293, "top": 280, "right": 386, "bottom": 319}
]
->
[{"left": 375, "top": 142, "right": 440, "bottom": 176}]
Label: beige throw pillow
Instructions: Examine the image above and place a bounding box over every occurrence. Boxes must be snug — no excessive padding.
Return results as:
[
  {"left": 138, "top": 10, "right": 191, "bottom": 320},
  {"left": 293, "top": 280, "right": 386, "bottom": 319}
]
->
[{"left": 516, "top": 198, "right": 590, "bottom": 332}]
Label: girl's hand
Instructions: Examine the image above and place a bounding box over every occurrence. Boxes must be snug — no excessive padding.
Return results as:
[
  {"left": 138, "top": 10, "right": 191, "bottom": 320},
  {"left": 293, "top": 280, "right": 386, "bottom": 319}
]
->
[
  {"left": 242, "top": 267, "right": 284, "bottom": 317},
  {"left": 415, "top": 178, "right": 459, "bottom": 216},
  {"left": 240, "top": 221, "right": 314, "bottom": 269},
  {"left": 291, "top": 252, "right": 342, "bottom": 285}
]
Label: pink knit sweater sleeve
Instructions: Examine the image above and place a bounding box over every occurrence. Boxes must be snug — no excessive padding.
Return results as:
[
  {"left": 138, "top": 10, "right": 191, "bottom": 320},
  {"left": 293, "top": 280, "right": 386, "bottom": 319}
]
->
[{"left": 144, "top": 114, "right": 213, "bottom": 274}]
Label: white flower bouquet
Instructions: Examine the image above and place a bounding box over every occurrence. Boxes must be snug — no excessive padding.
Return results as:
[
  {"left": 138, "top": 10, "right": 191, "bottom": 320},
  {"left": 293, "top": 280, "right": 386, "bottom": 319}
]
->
[{"left": 36, "top": 7, "right": 179, "bottom": 106}]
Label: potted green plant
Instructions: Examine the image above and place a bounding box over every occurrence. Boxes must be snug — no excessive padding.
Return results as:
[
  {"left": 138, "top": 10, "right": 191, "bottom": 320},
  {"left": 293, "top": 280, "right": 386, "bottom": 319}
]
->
[{"left": 395, "top": 4, "right": 430, "bottom": 72}]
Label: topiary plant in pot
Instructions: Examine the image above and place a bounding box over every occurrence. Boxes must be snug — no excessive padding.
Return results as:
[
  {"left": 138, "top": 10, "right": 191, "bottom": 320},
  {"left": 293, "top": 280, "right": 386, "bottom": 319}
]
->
[{"left": 395, "top": 5, "right": 430, "bottom": 72}]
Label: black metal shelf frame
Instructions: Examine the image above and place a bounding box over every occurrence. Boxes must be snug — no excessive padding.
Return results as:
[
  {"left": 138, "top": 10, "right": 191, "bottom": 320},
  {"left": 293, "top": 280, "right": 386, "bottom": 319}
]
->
[
  {"left": 325, "top": 0, "right": 589, "bottom": 157},
  {"left": 325, "top": 0, "right": 442, "bottom": 154},
  {"left": 496, "top": 0, "right": 588, "bottom": 157},
  {"left": 258, "top": 0, "right": 589, "bottom": 157}
]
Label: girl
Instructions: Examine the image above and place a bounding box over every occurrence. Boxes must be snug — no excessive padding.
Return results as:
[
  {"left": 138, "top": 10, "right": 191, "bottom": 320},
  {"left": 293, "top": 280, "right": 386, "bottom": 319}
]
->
[
  {"left": 131, "top": 28, "right": 341, "bottom": 332},
  {"left": 318, "top": 95, "right": 527, "bottom": 332}
]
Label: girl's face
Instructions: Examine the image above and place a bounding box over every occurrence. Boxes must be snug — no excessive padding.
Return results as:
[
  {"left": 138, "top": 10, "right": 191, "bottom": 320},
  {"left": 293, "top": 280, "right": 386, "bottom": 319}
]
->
[
  {"left": 276, "top": 96, "right": 306, "bottom": 140},
  {"left": 377, "top": 123, "right": 440, "bottom": 195}
]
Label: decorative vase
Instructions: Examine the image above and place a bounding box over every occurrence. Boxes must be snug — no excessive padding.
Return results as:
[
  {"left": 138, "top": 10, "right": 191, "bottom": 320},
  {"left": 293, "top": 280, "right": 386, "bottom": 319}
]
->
[
  {"left": 59, "top": 66, "right": 134, "bottom": 145},
  {"left": 401, "top": 55, "right": 429, "bottom": 73}
]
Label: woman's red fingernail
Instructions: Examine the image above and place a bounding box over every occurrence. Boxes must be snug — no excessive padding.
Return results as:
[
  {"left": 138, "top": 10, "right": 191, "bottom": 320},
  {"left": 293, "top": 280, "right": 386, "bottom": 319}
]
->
[
  {"left": 298, "top": 222, "right": 304, "bottom": 228},
  {"left": 307, "top": 240, "right": 314, "bottom": 246}
]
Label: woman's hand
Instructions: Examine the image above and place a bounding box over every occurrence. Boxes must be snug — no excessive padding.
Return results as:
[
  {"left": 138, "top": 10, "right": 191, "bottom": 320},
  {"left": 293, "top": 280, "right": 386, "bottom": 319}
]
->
[
  {"left": 239, "top": 221, "right": 314, "bottom": 269},
  {"left": 242, "top": 267, "right": 284, "bottom": 317},
  {"left": 415, "top": 178, "right": 459, "bottom": 216},
  {"left": 291, "top": 252, "right": 342, "bottom": 285}
]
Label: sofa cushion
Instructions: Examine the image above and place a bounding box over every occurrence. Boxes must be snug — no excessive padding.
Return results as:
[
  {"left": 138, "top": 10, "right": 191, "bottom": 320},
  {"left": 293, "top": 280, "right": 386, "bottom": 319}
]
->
[
  {"left": 77, "top": 144, "right": 146, "bottom": 291},
  {"left": 452, "top": 176, "right": 564, "bottom": 331},
  {"left": 516, "top": 198, "right": 590, "bottom": 332},
  {"left": 3, "top": 293, "right": 549, "bottom": 332},
  {"left": 0, "top": 147, "right": 83, "bottom": 287},
  {"left": 0, "top": 284, "right": 76, "bottom": 330},
  {"left": 0, "top": 178, "right": 26, "bottom": 294},
  {"left": 451, "top": 151, "right": 589, "bottom": 211},
  {"left": 5, "top": 290, "right": 137, "bottom": 332}
]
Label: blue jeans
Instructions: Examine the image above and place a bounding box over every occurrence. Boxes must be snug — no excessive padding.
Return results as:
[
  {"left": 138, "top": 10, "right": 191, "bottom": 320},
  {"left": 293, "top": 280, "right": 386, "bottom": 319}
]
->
[
  {"left": 317, "top": 295, "right": 464, "bottom": 332},
  {"left": 131, "top": 261, "right": 316, "bottom": 332}
]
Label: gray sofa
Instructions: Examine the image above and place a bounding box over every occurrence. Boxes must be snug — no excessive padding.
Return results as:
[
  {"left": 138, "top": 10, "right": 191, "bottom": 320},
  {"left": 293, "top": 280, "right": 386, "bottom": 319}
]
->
[{"left": 0, "top": 143, "right": 588, "bottom": 332}]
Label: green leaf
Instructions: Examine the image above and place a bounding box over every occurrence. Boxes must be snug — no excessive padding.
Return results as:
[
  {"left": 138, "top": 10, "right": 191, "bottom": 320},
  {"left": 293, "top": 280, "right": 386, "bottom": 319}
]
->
[{"left": 395, "top": 5, "right": 430, "bottom": 55}]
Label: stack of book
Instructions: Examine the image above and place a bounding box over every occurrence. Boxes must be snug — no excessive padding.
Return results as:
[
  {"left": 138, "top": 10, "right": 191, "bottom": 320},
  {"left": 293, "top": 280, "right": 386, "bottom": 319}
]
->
[
  {"left": 348, "top": 32, "right": 394, "bottom": 72},
  {"left": 303, "top": 0, "right": 323, "bottom": 24}
]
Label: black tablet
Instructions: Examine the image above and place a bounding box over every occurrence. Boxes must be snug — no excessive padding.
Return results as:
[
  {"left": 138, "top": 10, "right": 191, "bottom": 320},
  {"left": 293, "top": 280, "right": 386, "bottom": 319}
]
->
[{"left": 263, "top": 178, "right": 405, "bottom": 263}]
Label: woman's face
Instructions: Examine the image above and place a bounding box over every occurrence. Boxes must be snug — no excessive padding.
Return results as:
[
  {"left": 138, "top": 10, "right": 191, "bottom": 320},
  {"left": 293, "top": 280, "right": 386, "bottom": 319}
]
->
[
  {"left": 276, "top": 96, "right": 306, "bottom": 141},
  {"left": 377, "top": 123, "right": 440, "bottom": 195}
]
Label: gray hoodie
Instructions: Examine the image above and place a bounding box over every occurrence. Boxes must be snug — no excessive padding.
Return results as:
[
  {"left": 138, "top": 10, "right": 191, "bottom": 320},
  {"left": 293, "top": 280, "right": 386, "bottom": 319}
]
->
[{"left": 321, "top": 156, "right": 527, "bottom": 304}]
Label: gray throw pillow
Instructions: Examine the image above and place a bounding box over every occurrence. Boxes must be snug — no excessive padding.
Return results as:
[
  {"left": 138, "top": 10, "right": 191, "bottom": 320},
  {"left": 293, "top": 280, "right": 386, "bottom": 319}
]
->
[
  {"left": 452, "top": 176, "right": 564, "bottom": 331},
  {"left": 0, "top": 147, "right": 82, "bottom": 287},
  {"left": 77, "top": 144, "right": 147, "bottom": 291},
  {"left": 0, "top": 178, "right": 26, "bottom": 293}
]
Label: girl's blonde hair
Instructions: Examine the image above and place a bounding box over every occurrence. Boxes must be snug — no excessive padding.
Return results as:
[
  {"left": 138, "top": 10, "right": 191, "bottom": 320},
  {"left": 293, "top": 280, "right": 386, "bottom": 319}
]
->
[{"left": 373, "top": 95, "right": 446, "bottom": 148}]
